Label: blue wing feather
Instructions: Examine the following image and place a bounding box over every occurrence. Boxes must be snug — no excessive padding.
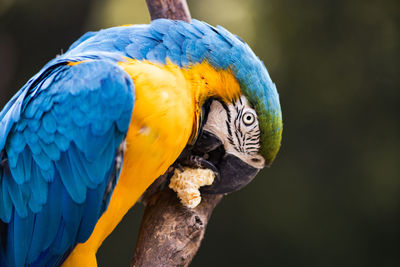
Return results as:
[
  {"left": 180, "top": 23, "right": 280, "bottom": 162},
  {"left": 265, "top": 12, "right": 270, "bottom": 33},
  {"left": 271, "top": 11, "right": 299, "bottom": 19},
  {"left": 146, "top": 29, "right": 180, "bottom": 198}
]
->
[{"left": 0, "top": 59, "right": 134, "bottom": 266}]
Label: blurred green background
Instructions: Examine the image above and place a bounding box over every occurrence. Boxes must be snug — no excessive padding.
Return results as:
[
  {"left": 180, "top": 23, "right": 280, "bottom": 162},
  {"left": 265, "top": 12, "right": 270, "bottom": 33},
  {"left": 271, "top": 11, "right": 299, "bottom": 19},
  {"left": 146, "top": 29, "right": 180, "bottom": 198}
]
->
[{"left": 0, "top": 0, "right": 399, "bottom": 266}]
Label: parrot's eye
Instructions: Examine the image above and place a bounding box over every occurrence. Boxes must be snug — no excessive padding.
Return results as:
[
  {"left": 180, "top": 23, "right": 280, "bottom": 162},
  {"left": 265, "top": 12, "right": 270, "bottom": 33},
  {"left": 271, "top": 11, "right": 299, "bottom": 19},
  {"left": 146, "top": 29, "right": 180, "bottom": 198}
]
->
[{"left": 242, "top": 111, "right": 256, "bottom": 126}]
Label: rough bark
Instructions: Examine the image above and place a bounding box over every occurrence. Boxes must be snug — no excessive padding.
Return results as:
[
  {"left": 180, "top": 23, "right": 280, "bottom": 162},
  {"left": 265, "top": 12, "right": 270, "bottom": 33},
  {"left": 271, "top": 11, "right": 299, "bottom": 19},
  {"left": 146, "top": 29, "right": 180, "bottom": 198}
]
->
[
  {"left": 131, "top": 188, "right": 222, "bottom": 267},
  {"left": 145, "top": 0, "right": 191, "bottom": 22},
  {"left": 131, "top": 1, "right": 223, "bottom": 266}
]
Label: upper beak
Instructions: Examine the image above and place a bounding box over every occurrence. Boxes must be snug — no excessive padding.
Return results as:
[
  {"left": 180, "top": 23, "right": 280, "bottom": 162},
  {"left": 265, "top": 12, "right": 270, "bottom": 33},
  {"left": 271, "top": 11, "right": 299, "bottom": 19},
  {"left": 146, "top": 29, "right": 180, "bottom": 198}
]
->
[
  {"left": 200, "top": 153, "right": 260, "bottom": 194},
  {"left": 190, "top": 130, "right": 261, "bottom": 194}
]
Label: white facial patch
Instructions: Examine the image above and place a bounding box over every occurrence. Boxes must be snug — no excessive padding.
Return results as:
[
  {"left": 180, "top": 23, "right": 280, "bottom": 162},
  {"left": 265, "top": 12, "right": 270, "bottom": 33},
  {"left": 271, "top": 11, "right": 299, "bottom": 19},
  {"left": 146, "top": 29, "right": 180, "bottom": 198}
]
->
[{"left": 203, "top": 95, "right": 265, "bottom": 169}]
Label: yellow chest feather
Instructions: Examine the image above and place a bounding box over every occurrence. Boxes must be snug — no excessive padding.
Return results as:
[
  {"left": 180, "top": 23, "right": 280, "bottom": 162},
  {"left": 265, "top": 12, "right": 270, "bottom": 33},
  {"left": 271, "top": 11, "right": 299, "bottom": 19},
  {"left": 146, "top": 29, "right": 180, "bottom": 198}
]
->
[{"left": 63, "top": 59, "right": 241, "bottom": 266}]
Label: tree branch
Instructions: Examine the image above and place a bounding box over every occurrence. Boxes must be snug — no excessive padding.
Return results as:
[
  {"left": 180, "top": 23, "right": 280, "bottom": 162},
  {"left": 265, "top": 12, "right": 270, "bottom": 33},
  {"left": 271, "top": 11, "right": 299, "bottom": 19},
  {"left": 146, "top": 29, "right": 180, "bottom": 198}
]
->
[
  {"left": 145, "top": 0, "right": 191, "bottom": 22},
  {"left": 130, "top": 1, "right": 223, "bottom": 266},
  {"left": 132, "top": 188, "right": 222, "bottom": 267}
]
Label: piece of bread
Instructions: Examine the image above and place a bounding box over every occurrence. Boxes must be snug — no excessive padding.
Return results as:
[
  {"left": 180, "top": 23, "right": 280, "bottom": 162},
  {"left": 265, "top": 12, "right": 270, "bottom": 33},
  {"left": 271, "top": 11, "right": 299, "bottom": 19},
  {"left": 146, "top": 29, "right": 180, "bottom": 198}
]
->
[{"left": 169, "top": 167, "right": 215, "bottom": 208}]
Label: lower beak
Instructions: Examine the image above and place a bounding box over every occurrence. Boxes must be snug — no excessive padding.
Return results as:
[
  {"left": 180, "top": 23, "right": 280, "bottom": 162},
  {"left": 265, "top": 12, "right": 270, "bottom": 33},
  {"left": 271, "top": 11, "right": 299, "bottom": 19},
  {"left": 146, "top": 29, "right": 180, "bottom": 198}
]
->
[
  {"left": 200, "top": 153, "right": 260, "bottom": 194},
  {"left": 182, "top": 130, "right": 260, "bottom": 194}
]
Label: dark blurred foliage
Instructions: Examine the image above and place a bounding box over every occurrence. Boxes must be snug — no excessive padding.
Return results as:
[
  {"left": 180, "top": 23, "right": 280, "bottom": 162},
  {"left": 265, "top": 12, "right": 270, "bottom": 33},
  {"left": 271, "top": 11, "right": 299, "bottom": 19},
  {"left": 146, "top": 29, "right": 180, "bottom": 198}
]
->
[{"left": 0, "top": 0, "right": 399, "bottom": 266}]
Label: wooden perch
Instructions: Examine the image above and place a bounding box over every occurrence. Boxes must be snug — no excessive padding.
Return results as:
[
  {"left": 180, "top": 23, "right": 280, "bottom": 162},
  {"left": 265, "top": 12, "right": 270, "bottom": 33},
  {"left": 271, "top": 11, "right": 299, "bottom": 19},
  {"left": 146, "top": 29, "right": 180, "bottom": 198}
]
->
[
  {"left": 145, "top": 0, "right": 191, "bottom": 22},
  {"left": 132, "top": 188, "right": 222, "bottom": 267},
  {"left": 131, "top": 1, "right": 223, "bottom": 266}
]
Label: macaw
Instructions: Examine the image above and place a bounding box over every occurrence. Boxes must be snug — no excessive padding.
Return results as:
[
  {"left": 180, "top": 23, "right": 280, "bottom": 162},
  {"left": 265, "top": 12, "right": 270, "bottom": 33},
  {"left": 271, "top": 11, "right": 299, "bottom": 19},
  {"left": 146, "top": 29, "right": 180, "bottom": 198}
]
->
[{"left": 0, "top": 19, "right": 282, "bottom": 266}]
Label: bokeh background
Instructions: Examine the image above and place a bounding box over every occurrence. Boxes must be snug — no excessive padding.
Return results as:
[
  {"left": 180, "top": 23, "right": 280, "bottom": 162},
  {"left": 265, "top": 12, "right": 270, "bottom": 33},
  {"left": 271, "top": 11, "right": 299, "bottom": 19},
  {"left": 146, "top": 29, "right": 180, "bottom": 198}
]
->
[{"left": 0, "top": 0, "right": 399, "bottom": 266}]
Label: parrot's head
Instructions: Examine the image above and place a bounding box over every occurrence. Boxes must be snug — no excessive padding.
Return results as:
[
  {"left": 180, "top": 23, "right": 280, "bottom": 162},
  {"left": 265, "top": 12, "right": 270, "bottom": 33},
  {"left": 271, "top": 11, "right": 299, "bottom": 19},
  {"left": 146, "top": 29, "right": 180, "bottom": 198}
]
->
[{"left": 175, "top": 20, "right": 283, "bottom": 194}]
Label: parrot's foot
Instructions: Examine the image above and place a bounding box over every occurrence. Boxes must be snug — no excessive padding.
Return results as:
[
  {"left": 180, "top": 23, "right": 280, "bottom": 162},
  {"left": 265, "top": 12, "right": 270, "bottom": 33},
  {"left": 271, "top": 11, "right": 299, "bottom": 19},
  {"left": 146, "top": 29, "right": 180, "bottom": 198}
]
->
[
  {"left": 175, "top": 155, "right": 219, "bottom": 179},
  {"left": 62, "top": 249, "right": 97, "bottom": 267}
]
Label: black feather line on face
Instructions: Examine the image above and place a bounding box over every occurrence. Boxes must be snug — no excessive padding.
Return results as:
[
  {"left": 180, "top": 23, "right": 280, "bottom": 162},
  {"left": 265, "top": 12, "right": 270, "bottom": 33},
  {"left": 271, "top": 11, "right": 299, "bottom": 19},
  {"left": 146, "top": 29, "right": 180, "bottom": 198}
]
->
[
  {"left": 226, "top": 121, "right": 232, "bottom": 137},
  {"left": 245, "top": 142, "right": 260, "bottom": 146},
  {"left": 248, "top": 124, "right": 258, "bottom": 131},
  {"left": 228, "top": 137, "right": 235, "bottom": 146},
  {"left": 253, "top": 131, "right": 261, "bottom": 138},
  {"left": 220, "top": 101, "right": 231, "bottom": 123},
  {"left": 236, "top": 117, "right": 243, "bottom": 138},
  {"left": 236, "top": 107, "right": 246, "bottom": 138},
  {"left": 234, "top": 130, "right": 244, "bottom": 152}
]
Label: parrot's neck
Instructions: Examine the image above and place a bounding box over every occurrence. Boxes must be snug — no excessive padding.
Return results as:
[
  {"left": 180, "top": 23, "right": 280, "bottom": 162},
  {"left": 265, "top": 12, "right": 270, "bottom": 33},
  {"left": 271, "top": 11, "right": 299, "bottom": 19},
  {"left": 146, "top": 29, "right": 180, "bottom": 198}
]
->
[
  {"left": 119, "top": 58, "right": 242, "bottom": 142},
  {"left": 183, "top": 61, "right": 241, "bottom": 105}
]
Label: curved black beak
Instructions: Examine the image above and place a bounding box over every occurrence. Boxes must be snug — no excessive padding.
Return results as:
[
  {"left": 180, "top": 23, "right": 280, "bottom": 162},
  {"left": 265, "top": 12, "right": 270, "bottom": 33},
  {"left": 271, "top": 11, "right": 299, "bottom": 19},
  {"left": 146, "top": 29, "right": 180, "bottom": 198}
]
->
[
  {"left": 181, "top": 130, "right": 261, "bottom": 195},
  {"left": 200, "top": 153, "right": 260, "bottom": 194}
]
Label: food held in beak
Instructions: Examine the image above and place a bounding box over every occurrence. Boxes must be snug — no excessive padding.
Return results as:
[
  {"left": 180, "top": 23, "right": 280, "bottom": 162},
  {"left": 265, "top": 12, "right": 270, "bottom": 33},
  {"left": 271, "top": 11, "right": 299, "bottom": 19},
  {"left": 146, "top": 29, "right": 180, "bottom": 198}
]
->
[{"left": 169, "top": 167, "right": 215, "bottom": 208}]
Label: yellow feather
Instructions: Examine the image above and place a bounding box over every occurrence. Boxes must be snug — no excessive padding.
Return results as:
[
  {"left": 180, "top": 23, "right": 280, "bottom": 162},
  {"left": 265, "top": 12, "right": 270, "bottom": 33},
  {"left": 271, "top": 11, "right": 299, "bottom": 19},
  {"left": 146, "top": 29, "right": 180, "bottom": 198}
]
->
[{"left": 63, "top": 59, "right": 241, "bottom": 266}]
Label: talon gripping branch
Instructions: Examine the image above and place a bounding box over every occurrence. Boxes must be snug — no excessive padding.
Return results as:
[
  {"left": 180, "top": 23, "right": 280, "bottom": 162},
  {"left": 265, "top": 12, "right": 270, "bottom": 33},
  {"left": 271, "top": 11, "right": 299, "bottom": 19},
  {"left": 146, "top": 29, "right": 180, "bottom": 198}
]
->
[{"left": 0, "top": 19, "right": 282, "bottom": 267}]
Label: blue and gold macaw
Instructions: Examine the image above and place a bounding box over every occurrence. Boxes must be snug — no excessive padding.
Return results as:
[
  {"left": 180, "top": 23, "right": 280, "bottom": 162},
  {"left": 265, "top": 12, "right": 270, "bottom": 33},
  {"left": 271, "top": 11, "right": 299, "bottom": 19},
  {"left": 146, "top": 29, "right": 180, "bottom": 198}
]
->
[{"left": 0, "top": 19, "right": 282, "bottom": 266}]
